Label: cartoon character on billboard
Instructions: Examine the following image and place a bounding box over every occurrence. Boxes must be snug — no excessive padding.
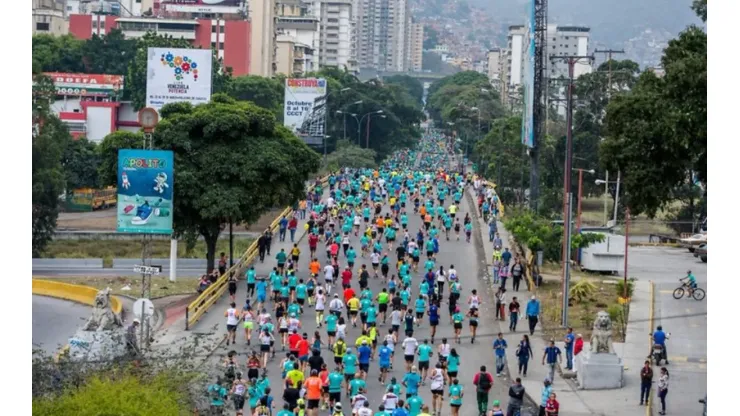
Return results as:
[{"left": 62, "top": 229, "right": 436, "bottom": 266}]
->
[
  {"left": 153, "top": 172, "right": 169, "bottom": 194},
  {"left": 121, "top": 172, "right": 131, "bottom": 190}
]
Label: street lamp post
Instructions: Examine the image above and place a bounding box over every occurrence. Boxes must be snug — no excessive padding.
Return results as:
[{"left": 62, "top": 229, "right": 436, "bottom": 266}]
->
[
  {"left": 337, "top": 100, "right": 363, "bottom": 141},
  {"left": 595, "top": 170, "right": 621, "bottom": 226},
  {"left": 573, "top": 168, "right": 595, "bottom": 232},
  {"left": 323, "top": 87, "right": 351, "bottom": 157},
  {"left": 357, "top": 110, "right": 384, "bottom": 148}
]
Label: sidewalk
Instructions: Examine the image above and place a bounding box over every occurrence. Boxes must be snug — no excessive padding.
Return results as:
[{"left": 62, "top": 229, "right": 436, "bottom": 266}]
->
[{"left": 467, "top": 182, "right": 655, "bottom": 416}]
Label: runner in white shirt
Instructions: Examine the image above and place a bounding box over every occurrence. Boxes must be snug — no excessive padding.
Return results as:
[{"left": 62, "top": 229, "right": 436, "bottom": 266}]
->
[
  {"left": 402, "top": 336, "right": 419, "bottom": 372},
  {"left": 430, "top": 362, "right": 446, "bottom": 414},
  {"left": 382, "top": 388, "right": 399, "bottom": 410},
  {"left": 438, "top": 338, "right": 452, "bottom": 362},
  {"left": 352, "top": 393, "right": 370, "bottom": 413},
  {"left": 314, "top": 289, "right": 326, "bottom": 326},
  {"left": 225, "top": 302, "right": 239, "bottom": 346},
  {"left": 329, "top": 294, "right": 344, "bottom": 317},
  {"left": 468, "top": 289, "right": 481, "bottom": 310},
  {"left": 448, "top": 266, "right": 458, "bottom": 282},
  {"left": 323, "top": 264, "right": 335, "bottom": 293}
]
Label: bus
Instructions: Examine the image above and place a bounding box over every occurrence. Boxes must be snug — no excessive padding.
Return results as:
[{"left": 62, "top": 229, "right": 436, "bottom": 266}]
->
[{"left": 65, "top": 187, "right": 117, "bottom": 212}]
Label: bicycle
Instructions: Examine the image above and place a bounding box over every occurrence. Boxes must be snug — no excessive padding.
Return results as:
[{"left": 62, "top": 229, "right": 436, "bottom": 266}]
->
[{"left": 672, "top": 281, "right": 705, "bottom": 301}]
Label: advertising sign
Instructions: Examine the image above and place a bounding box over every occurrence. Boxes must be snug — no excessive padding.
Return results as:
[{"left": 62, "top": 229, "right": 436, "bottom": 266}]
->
[
  {"left": 42, "top": 73, "right": 124, "bottom": 97},
  {"left": 117, "top": 150, "right": 174, "bottom": 234},
  {"left": 145, "top": 48, "right": 212, "bottom": 110},
  {"left": 162, "top": 0, "right": 242, "bottom": 13},
  {"left": 283, "top": 78, "right": 327, "bottom": 145},
  {"left": 521, "top": 0, "right": 536, "bottom": 148}
]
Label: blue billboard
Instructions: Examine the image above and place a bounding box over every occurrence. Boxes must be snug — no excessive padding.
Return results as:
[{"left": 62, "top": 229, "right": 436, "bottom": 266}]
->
[
  {"left": 521, "top": 0, "right": 536, "bottom": 148},
  {"left": 116, "top": 149, "right": 174, "bottom": 234}
]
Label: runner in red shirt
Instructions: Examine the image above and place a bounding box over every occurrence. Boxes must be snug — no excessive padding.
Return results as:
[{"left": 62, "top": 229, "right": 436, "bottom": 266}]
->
[
  {"left": 343, "top": 287, "right": 356, "bottom": 305},
  {"left": 308, "top": 233, "right": 319, "bottom": 257},
  {"left": 288, "top": 330, "right": 302, "bottom": 357},
  {"left": 341, "top": 268, "right": 353, "bottom": 289},
  {"left": 330, "top": 242, "right": 340, "bottom": 259},
  {"left": 296, "top": 333, "right": 311, "bottom": 372},
  {"left": 319, "top": 364, "right": 330, "bottom": 410}
]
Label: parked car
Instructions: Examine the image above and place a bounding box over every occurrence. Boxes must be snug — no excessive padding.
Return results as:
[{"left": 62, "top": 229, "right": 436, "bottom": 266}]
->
[
  {"left": 695, "top": 243, "right": 707, "bottom": 263},
  {"left": 681, "top": 233, "right": 707, "bottom": 252}
]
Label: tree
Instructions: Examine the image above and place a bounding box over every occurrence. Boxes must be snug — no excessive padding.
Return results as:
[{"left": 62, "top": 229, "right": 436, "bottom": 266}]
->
[
  {"left": 63, "top": 137, "right": 100, "bottom": 192},
  {"left": 126, "top": 33, "right": 192, "bottom": 109},
  {"left": 600, "top": 23, "right": 706, "bottom": 217},
  {"left": 325, "top": 140, "right": 378, "bottom": 171},
  {"left": 227, "top": 75, "right": 284, "bottom": 120},
  {"left": 78, "top": 29, "right": 137, "bottom": 75},
  {"left": 97, "top": 131, "right": 146, "bottom": 187},
  {"left": 692, "top": 0, "right": 707, "bottom": 22},
  {"left": 32, "top": 34, "right": 85, "bottom": 74},
  {"left": 33, "top": 75, "right": 71, "bottom": 256},
  {"left": 100, "top": 94, "right": 320, "bottom": 271},
  {"left": 384, "top": 75, "right": 424, "bottom": 106}
]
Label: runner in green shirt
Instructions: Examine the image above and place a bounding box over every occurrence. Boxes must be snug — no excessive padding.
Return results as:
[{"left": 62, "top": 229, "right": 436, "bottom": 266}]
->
[
  {"left": 376, "top": 288, "right": 390, "bottom": 324},
  {"left": 448, "top": 379, "right": 464, "bottom": 416}
]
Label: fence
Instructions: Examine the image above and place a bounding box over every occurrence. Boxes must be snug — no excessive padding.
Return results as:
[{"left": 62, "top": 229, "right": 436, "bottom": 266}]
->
[{"left": 185, "top": 177, "right": 328, "bottom": 330}]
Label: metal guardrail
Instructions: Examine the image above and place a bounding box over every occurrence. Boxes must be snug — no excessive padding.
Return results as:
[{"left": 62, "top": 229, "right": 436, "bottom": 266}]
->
[{"left": 185, "top": 177, "right": 328, "bottom": 330}]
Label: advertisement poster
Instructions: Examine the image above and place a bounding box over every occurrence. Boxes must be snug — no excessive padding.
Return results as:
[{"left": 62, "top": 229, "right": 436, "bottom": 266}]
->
[
  {"left": 42, "top": 73, "right": 124, "bottom": 97},
  {"left": 283, "top": 78, "right": 327, "bottom": 145},
  {"left": 521, "top": 0, "right": 536, "bottom": 148},
  {"left": 117, "top": 150, "right": 174, "bottom": 234},
  {"left": 162, "top": 0, "right": 243, "bottom": 13},
  {"left": 146, "top": 47, "right": 212, "bottom": 110}
]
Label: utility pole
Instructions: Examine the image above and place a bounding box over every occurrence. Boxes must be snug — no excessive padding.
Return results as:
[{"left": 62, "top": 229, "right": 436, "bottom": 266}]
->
[
  {"left": 551, "top": 54, "right": 594, "bottom": 328},
  {"left": 593, "top": 49, "right": 625, "bottom": 100}
]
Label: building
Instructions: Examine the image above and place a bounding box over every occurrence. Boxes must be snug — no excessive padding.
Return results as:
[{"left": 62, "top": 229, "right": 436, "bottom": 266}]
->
[
  {"left": 318, "top": 0, "right": 356, "bottom": 72},
  {"left": 276, "top": 34, "right": 314, "bottom": 75},
  {"left": 506, "top": 24, "right": 591, "bottom": 87},
  {"left": 33, "top": 0, "right": 69, "bottom": 36},
  {"left": 276, "top": 0, "right": 320, "bottom": 74},
  {"left": 248, "top": 0, "right": 278, "bottom": 76},
  {"left": 69, "top": 15, "right": 253, "bottom": 76},
  {"left": 406, "top": 21, "right": 423, "bottom": 72},
  {"left": 354, "top": 0, "right": 412, "bottom": 72},
  {"left": 486, "top": 48, "right": 504, "bottom": 82}
]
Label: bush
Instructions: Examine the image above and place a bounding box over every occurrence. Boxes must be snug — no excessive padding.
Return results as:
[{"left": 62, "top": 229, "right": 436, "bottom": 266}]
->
[
  {"left": 616, "top": 279, "right": 635, "bottom": 298},
  {"left": 33, "top": 373, "right": 192, "bottom": 416},
  {"left": 569, "top": 279, "right": 597, "bottom": 303}
]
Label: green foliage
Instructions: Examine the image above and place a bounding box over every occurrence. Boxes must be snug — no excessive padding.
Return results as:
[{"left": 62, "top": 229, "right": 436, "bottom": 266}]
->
[
  {"left": 326, "top": 140, "right": 378, "bottom": 171},
  {"left": 692, "top": 0, "right": 707, "bottom": 22},
  {"left": 227, "top": 75, "right": 284, "bottom": 121},
  {"left": 615, "top": 278, "right": 635, "bottom": 298},
  {"left": 569, "top": 279, "right": 597, "bottom": 303},
  {"left": 384, "top": 75, "right": 424, "bottom": 106},
  {"left": 99, "top": 93, "right": 320, "bottom": 271},
  {"left": 600, "top": 4, "right": 706, "bottom": 217},
  {"left": 97, "top": 130, "right": 145, "bottom": 187},
  {"left": 62, "top": 137, "right": 100, "bottom": 192},
  {"left": 33, "top": 75, "right": 71, "bottom": 256},
  {"left": 32, "top": 373, "right": 192, "bottom": 416},
  {"left": 503, "top": 210, "right": 605, "bottom": 263}
]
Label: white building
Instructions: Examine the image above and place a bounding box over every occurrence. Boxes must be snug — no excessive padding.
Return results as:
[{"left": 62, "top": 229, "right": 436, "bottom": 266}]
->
[
  {"left": 354, "top": 0, "right": 412, "bottom": 71},
  {"left": 277, "top": 0, "right": 321, "bottom": 73},
  {"left": 318, "top": 0, "right": 356, "bottom": 72},
  {"left": 506, "top": 24, "right": 591, "bottom": 87}
]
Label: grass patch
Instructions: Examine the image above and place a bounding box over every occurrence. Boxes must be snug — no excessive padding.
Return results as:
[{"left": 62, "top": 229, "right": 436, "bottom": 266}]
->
[
  {"left": 36, "top": 276, "right": 201, "bottom": 298},
  {"left": 580, "top": 196, "right": 682, "bottom": 236},
  {"left": 39, "top": 238, "right": 254, "bottom": 259},
  {"left": 538, "top": 279, "right": 629, "bottom": 343}
]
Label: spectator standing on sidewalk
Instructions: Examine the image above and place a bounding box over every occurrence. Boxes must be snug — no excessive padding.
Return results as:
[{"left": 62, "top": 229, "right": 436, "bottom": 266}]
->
[
  {"left": 506, "top": 377, "right": 525, "bottom": 416},
  {"left": 288, "top": 216, "right": 298, "bottom": 242},
  {"left": 538, "top": 379, "right": 553, "bottom": 416},
  {"left": 563, "top": 328, "right": 575, "bottom": 370},
  {"left": 278, "top": 216, "right": 289, "bottom": 242},
  {"left": 493, "top": 333, "right": 508, "bottom": 376},
  {"left": 473, "top": 365, "right": 494, "bottom": 416},
  {"left": 510, "top": 259, "right": 525, "bottom": 292},
  {"left": 639, "top": 360, "right": 653, "bottom": 406},
  {"left": 574, "top": 334, "right": 584, "bottom": 358},
  {"left": 498, "top": 288, "right": 507, "bottom": 321},
  {"left": 508, "top": 297, "right": 520, "bottom": 332},
  {"left": 541, "top": 340, "right": 562, "bottom": 382},
  {"left": 657, "top": 367, "right": 669, "bottom": 415},
  {"left": 525, "top": 296, "right": 541, "bottom": 335},
  {"left": 516, "top": 335, "right": 534, "bottom": 377}
]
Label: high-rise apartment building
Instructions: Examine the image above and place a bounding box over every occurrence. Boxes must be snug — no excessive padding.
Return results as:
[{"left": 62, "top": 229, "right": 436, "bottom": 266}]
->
[
  {"left": 355, "top": 0, "right": 412, "bottom": 72},
  {"left": 406, "top": 21, "right": 423, "bottom": 72},
  {"left": 506, "top": 24, "right": 591, "bottom": 87},
  {"left": 248, "top": 0, "right": 278, "bottom": 76},
  {"left": 33, "top": 0, "right": 69, "bottom": 36},
  {"left": 318, "top": 0, "right": 356, "bottom": 72},
  {"left": 276, "top": 0, "right": 320, "bottom": 74}
]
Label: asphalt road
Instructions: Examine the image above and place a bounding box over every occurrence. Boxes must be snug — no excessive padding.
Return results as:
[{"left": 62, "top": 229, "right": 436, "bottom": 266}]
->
[
  {"left": 32, "top": 295, "right": 90, "bottom": 355},
  {"left": 194, "top": 165, "right": 511, "bottom": 414},
  {"left": 32, "top": 267, "right": 205, "bottom": 277},
  {"left": 628, "top": 246, "right": 707, "bottom": 415}
]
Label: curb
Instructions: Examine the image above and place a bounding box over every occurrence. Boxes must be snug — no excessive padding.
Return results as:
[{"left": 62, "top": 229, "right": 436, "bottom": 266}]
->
[{"left": 646, "top": 281, "right": 655, "bottom": 416}]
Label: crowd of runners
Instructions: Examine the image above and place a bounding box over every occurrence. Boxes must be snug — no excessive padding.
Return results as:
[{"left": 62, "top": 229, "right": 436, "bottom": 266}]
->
[{"left": 207, "top": 133, "right": 522, "bottom": 416}]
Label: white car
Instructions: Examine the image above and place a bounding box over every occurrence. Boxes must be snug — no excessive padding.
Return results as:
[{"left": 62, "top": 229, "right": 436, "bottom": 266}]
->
[{"left": 680, "top": 233, "right": 707, "bottom": 252}]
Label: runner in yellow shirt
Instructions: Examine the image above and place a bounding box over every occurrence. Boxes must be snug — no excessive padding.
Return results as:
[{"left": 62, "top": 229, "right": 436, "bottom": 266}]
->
[{"left": 347, "top": 296, "right": 361, "bottom": 327}]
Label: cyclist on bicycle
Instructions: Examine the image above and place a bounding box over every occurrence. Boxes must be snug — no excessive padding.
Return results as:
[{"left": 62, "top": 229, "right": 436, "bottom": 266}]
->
[
  {"left": 680, "top": 270, "right": 698, "bottom": 297},
  {"left": 650, "top": 326, "right": 669, "bottom": 365}
]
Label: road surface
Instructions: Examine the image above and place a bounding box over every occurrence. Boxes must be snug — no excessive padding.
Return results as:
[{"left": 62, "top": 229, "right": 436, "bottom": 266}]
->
[
  {"left": 629, "top": 246, "right": 707, "bottom": 415},
  {"left": 32, "top": 267, "right": 205, "bottom": 277},
  {"left": 192, "top": 159, "right": 515, "bottom": 414},
  {"left": 32, "top": 296, "right": 90, "bottom": 355}
]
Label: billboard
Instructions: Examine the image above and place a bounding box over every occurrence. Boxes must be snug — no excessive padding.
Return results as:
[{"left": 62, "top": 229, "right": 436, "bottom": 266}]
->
[
  {"left": 42, "top": 73, "right": 124, "bottom": 97},
  {"left": 162, "top": 0, "right": 243, "bottom": 13},
  {"left": 521, "top": 0, "right": 536, "bottom": 148},
  {"left": 117, "top": 150, "right": 174, "bottom": 234},
  {"left": 146, "top": 48, "right": 213, "bottom": 110},
  {"left": 283, "top": 78, "right": 327, "bottom": 145}
]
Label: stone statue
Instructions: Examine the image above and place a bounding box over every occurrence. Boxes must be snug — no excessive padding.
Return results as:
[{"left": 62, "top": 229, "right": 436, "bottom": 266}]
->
[
  {"left": 83, "top": 288, "right": 123, "bottom": 331},
  {"left": 590, "top": 311, "right": 615, "bottom": 354}
]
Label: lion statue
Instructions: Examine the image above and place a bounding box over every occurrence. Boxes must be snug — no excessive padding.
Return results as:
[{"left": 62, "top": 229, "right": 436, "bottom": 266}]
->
[
  {"left": 83, "top": 288, "right": 123, "bottom": 331},
  {"left": 590, "top": 311, "right": 615, "bottom": 354}
]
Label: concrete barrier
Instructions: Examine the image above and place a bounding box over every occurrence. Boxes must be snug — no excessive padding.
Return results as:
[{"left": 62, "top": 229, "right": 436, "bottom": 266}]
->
[
  {"left": 112, "top": 258, "right": 207, "bottom": 269},
  {"left": 32, "top": 258, "right": 103, "bottom": 269},
  {"left": 32, "top": 279, "right": 123, "bottom": 314}
]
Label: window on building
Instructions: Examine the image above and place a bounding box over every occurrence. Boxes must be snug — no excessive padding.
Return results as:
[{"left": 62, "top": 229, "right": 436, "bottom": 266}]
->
[
  {"left": 565, "top": 36, "right": 569, "bottom": 40},
  {"left": 99, "top": 21, "right": 105, "bottom": 29},
  {"left": 36, "top": 22, "right": 50, "bottom": 31},
  {"left": 219, "top": 42, "right": 224, "bottom": 50},
  {"left": 212, "top": 25, "right": 217, "bottom": 33},
  {"left": 552, "top": 45, "right": 555, "bottom": 49}
]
